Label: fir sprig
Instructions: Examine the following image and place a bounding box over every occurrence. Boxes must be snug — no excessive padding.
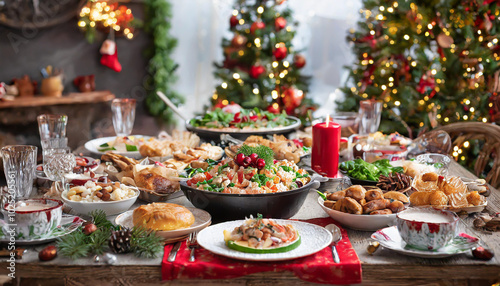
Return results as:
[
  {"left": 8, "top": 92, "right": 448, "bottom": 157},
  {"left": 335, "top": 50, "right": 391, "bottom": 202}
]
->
[
  {"left": 237, "top": 144, "right": 275, "bottom": 168},
  {"left": 57, "top": 211, "right": 164, "bottom": 260},
  {"left": 130, "top": 227, "right": 164, "bottom": 258}
]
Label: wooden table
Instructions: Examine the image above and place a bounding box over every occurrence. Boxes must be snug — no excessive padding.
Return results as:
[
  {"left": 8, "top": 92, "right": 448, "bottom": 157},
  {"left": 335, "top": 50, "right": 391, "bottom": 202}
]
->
[{"left": 1, "top": 161, "right": 499, "bottom": 286}]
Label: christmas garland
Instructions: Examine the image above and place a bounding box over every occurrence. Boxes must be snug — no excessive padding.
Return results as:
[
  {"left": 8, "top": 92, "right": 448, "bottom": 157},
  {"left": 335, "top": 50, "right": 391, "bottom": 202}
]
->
[
  {"left": 143, "top": 0, "right": 184, "bottom": 123},
  {"left": 56, "top": 210, "right": 164, "bottom": 260}
]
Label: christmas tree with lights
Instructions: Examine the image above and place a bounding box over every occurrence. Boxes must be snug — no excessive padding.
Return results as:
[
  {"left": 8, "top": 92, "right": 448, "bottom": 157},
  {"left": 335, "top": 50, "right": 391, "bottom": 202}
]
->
[
  {"left": 339, "top": 0, "right": 500, "bottom": 138},
  {"left": 212, "top": 0, "right": 314, "bottom": 121}
]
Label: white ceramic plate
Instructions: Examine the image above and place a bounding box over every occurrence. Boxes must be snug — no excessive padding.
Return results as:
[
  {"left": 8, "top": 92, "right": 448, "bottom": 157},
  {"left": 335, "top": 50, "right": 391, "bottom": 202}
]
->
[
  {"left": 115, "top": 207, "right": 211, "bottom": 240},
  {"left": 84, "top": 135, "right": 150, "bottom": 159},
  {"left": 371, "top": 226, "right": 478, "bottom": 258},
  {"left": 317, "top": 196, "right": 396, "bottom": 231},
  {"left": 196, "top": 219, "right": 332, "bottom": 261},
  {"left": 0, "top": 214, "right": 83, "bottom": 245},
  {"left": 61, "top": 187, "right": 139, "bottom": 216}
]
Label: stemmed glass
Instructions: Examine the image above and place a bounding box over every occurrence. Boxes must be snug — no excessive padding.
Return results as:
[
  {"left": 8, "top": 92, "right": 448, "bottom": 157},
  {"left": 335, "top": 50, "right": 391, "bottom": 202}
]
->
[
  {"left": 1, "top": 145, "right": 38, "bottom": 199},
  {"left": 111, "top": 99, "right": 136, "bottom": 137}
]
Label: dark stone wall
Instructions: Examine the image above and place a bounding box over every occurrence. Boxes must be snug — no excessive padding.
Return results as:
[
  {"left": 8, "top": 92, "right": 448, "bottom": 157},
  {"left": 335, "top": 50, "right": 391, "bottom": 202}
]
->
[{"left": 0, "top": 3, "right": 160, "bottom": 144}]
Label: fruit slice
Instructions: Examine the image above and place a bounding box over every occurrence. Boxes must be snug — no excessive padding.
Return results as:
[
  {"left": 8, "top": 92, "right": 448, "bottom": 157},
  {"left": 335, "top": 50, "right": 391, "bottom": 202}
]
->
[{"left": 225, "top": 235, "right": 301, "bottom": 254}]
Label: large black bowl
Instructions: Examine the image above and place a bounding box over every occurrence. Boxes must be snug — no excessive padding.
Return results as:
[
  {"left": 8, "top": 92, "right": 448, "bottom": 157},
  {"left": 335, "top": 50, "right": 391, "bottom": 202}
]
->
[
  {"left": 185, "top": 116, "right": 301, "bottom": 142},
  {"left": 180, "top": 179, "right": 320, "bottom": 222}
]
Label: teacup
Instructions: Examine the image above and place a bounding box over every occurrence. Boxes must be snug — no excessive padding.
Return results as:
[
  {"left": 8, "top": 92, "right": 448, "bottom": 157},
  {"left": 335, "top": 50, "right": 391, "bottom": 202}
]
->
[
  {"left": 396, "top": 207, "right": 458, "bottom": 250},
  {"left": 1, "top": 198, "right": 63, "bottom": 239}
]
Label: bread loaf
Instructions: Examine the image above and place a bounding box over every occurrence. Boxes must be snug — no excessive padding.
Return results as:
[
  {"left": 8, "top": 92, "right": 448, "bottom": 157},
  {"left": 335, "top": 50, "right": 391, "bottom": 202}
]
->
[{"left": 133, "top": 203, "right": 195, "bottom": 231}]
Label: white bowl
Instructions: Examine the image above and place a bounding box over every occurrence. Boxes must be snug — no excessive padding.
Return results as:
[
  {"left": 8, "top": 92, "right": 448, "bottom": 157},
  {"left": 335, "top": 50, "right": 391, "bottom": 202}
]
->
[
  {"left": 317, "top": 196, "right": 396, "bottom": 231},
  {"left": 61, "top": 187, "right": 139, "bottom": 216}
]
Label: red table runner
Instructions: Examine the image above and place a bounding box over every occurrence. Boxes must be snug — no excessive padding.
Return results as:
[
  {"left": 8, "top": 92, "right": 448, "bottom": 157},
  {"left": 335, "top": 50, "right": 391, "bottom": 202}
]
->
[{"left": 161, "top": 217, "right": 362, "bottom": 284}]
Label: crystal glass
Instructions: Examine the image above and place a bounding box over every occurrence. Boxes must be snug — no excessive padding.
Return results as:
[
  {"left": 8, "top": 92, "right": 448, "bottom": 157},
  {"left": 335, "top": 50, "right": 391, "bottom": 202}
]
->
[
  {"left": 111, "top": 98, "right": 136, "bottom": 136},
  {"left": 415, "top": 153, "right": 451, "bottom": 176},
  {"left": 1, "top": 145, "right": 38, "bottom": 199},
  {"left": 358, "top": 100, "right": 382, "bottom": 135},
  {"left": 407, "top": 130, "right": 452, "bottom": 157},
  {"left": 37, "top": 114, "right": 68, "bottom": 141},
  {"left": 41, "top": 137, "right": 68, "bottom": 150},
  {"left": 43, "top": 148, "right": 75, "bottom": 182},
  {"left": 332, "top": 112, "right": 359, "bottom": 137}
]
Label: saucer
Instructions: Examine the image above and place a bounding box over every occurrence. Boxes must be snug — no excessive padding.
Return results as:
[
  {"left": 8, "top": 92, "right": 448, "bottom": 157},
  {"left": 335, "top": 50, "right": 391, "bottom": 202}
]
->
[
  {"left": 0, "top": 214, "right": 83, "bottom": 245},
  {"left": 371, "top": 226, "right": 478, "bottom": 258}
]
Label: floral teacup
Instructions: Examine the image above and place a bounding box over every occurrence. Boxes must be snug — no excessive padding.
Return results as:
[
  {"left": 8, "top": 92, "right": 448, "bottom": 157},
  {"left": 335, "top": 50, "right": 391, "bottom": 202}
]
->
[
  {"left": 1, "top": 198, "right": 63, "bottom": 239},
  {"left": 396, "top": 207, "right": 458, "bottom": 251}
]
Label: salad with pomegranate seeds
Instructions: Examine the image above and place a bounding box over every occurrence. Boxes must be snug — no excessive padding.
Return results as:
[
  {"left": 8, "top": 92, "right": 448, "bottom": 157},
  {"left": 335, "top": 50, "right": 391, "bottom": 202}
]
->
[
  {"left": 185, "top": 145, "right": 311, "bottom": 194},
  {"left": 189, "top": 108, "right": 292, "bottom": 130}
]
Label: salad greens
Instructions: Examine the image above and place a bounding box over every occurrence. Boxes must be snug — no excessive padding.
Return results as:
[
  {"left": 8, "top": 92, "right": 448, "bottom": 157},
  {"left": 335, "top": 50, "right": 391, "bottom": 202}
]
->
[
  {"left": 189, "top": 108, "right": 291, "bottom": 129},
  {"left": 339, "top": 159, "right": 404, "bottom": 182}
]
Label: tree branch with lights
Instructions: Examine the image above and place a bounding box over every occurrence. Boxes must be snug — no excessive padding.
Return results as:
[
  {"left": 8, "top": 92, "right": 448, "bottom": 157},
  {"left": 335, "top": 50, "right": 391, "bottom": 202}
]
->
[{"left": 339, "top": 0, "right": 500, "bottom": 137}]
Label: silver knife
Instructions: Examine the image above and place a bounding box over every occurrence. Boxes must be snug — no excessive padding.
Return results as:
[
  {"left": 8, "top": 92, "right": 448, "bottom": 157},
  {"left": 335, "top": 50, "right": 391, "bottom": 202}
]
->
[{"left": 167, "top": 241, "right": 182, "bottom": 262}]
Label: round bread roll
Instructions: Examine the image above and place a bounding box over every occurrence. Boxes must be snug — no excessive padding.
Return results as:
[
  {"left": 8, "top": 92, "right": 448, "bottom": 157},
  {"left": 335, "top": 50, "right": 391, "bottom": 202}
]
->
[{"left": 133, "top": 203, "right": 195, "bottom": 231}]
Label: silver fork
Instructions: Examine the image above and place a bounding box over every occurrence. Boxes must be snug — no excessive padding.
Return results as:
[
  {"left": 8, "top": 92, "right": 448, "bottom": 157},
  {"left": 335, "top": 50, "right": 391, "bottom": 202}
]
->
[{"left": 187, "top": 232, "right": 199, "bottom": 262}]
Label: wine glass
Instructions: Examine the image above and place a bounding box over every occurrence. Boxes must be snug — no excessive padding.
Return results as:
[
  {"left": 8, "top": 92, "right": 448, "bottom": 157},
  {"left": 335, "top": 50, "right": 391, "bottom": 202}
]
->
[
  {"left": 111, "top": 99, "right": 136, "bottom": 137},
  {"left": 1, "top": 145, "right": 38, "bottom": 199}
]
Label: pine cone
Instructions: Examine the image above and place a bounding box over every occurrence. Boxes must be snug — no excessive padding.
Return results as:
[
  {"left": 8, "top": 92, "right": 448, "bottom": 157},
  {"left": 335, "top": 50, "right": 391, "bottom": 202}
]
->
[
  {"left": 109, "top": 228, "right": 132, "bottom": 254},
  {"left": 377, "top": 173, "right": 412, "bottom": 193}
]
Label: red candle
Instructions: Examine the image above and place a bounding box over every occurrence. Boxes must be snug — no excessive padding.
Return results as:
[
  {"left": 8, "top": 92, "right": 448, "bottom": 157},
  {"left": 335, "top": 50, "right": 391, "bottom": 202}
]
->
[{"left": 311, "top": 116, "right": 341, "bottom": 178}]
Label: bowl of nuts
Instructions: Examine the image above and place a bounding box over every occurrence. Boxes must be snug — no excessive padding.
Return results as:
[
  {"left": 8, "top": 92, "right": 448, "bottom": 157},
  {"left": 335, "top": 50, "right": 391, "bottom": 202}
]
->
[{"left": 61, "top": 180, "right": 139, "bottom": 216}]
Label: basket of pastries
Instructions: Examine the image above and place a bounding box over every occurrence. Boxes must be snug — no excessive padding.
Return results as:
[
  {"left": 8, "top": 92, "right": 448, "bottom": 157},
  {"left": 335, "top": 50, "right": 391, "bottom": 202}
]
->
[{"left": 410, "top": 172, "right": 487, "bottom": 213}]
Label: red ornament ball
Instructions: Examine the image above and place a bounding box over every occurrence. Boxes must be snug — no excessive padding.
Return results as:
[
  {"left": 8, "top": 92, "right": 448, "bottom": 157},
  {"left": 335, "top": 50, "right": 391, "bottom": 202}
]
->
[
  {"left": 249, "top": 65, "right": 266, "bottom": 79},
  {"left": 275, "top": 17, "right": 287, "bottom": 31},
  {"left": 282, "top": 87, "right": 304, "bottom": 113},
  {"left": 267, "top": 104, "right": 280, "bottom": 114},
  {"left": 273, "top": 45, "right": 288, "bottom": 61},
  {"left": 231, "top": 34, "right": 247, "bottom": 47},
  {"left": 230, "top": 15, "right": 239, "bottom": 28},
  {"left": 250, "top": 21, "right": 266, "bottom": 34},
  {"left": 293, "top": 54, "right": 306, "bottom": 68}
]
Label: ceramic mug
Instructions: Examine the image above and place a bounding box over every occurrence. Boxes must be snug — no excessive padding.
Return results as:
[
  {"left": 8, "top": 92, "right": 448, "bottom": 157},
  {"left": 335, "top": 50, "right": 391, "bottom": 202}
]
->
[
  {"left": 1, "top": 198, "right": 63, "bottom": 239},
  {"left": 396, "top": 207, "right": 458, "bottom": 250}
]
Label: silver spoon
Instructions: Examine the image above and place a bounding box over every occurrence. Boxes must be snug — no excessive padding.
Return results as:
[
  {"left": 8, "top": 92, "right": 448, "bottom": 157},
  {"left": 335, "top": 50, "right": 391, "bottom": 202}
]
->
[{"left": 326, "top": 224, "right": 342, "bottom": 263}]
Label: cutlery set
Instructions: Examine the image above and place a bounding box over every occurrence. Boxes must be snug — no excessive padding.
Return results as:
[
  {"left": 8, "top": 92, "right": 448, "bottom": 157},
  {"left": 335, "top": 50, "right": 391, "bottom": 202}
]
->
[{"left": 168, "top": 231, "right": 200, "bottom": 262}]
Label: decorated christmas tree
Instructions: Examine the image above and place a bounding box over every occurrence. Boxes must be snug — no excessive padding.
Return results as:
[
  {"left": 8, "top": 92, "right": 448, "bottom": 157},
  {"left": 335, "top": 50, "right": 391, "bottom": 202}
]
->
[
  {"left": 339, "top": 0, "right": 500, "bottom": 138},
  {"left": 212, "top": 0, "right": 314, "bottom": 121}
]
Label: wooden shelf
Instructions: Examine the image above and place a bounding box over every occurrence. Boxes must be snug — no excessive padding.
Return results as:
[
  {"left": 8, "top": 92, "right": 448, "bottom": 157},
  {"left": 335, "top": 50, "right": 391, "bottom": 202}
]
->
[{"left": 0, "top": 91, "right": 115, "bottom": 109}]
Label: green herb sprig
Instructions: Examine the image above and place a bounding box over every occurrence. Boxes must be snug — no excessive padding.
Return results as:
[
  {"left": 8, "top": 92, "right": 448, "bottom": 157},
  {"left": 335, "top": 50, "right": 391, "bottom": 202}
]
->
[{"left": 237, "top": 144, "right": 275, "bottom": 169}]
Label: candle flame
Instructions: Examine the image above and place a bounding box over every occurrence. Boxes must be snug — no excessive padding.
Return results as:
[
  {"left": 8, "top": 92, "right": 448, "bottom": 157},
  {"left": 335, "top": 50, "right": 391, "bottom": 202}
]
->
[{"left": 326, "top": 114, "right": 330, "bottom": 127}]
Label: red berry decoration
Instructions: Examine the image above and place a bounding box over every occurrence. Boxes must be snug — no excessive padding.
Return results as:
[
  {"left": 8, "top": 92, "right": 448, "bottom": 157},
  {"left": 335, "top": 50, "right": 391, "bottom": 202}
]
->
[
  {"left": 249, "top": 65, "right": 266, "bottom": 79},
  {"left": 243, "top": 156, "right": 252, "bottom": 167},
  {"left": 39, "top": 245, "right": 57, "bottom": 261},
  {"left": 250, "top": 21, "right": 266, "bottom": 34},
  {"left": 230, "top": 15, "right": 239, "bottom": 28},
  {"left": 293, "top": 54, "right": 306, "bottom": 68},
  {"left": 249, "top": 153, "right": 259, "bottom": 163},
  {"left": 256, "top": 158, "right": 266, "bottom": 170},
  {"left": 275, "top": 17, "right": 287, "bottom": 31},
  {"left": 83, "top": 222, "right": 98, "bottom": 235},
  {"left": 235, "top": 153, "right": 246, "bottom": 166},
  {"left": 273, "top": 45, "right": 288, "bottom": 61}
]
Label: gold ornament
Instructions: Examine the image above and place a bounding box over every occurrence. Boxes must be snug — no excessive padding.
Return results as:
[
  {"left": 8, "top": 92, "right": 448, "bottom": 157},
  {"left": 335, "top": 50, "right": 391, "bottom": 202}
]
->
[{"left": 437, "top": 33, "right": 454, "bottom": 48}]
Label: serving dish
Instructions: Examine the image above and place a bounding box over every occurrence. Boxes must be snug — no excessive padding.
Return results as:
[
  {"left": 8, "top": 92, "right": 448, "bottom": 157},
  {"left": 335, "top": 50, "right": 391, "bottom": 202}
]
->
[
  {"left": 371, "top": 226, "right": 478, "bottom": 258},
  {"left": 180, "top": 179, "right": 320, "bottom": 222},
  {"left": 317, "top": 196, "right": 396, "bottom": 231},
  {"left": 84, "top": 135, "right": 150, "bottom": 159},
  {"left": 61, "top": 187, "right": 139, "bottom": 216},
  {"left": 137, "top": 188, "right": 185, "bottom": 202},
  {"left": 185, "top": 116, "right": 301, "bottom": 142},
  {"left": 197, "top": 219, "right": 331, "bottom": 261},
  {"left": 115, "top": 207, "right": 211, "bottom": 240}
]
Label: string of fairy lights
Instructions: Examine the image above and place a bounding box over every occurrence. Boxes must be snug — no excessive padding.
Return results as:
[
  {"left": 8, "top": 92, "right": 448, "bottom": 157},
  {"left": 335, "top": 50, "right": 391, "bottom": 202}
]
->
[
  {"left": 78, "top": 1, "right": 135, "bottom": 39},
  {"left": 213, "top": 4, "right": 297, "bottom": 112}
]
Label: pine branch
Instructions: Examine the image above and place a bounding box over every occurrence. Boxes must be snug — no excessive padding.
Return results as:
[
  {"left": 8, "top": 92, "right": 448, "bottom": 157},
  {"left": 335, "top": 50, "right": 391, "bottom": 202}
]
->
[
  {"left": 130, "top": 227, "right": 164, "bottom": 258},
  {"left": 57, "top": 229, "right": 91, "bottom": 260}
]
